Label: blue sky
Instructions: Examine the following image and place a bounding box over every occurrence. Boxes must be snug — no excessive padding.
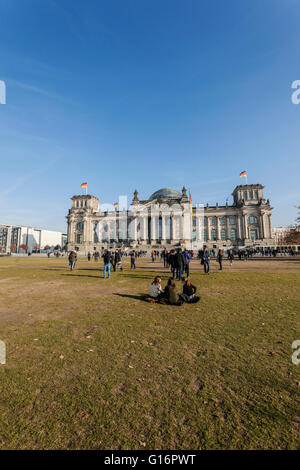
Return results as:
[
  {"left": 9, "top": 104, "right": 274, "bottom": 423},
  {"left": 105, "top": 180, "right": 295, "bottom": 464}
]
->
[{"left": 0, "top": 0, "right": 299, "bottom": 232}]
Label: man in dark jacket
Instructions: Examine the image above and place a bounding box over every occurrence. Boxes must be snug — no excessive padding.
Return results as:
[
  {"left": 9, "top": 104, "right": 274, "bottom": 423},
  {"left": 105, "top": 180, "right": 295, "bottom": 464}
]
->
[
  {"left": 168, "top": 250, "right": 176, "bottom": 278},
  {"left": 114, "top": 249, "right": 123, "bottom": 271},
  {"left": 68, "top": 251, "right": 77, "bottom": 271},
  {"left": 217, "top": 249, "right": 223, "bottom": 271},
  {"left": 130, "top": 250, "right": 136, "bottom": 269},
  {"left": 103, "top": 250, "right": 112, "bottom": 278},
  {"left": 175, "top": 249, "right": 185, "bottom": 280}
]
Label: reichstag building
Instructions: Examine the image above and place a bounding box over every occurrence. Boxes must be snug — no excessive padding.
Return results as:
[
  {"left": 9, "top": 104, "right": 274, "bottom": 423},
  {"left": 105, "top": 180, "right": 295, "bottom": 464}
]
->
[{"left": 66, "top": 184, "right": 274, "bottom": 253}]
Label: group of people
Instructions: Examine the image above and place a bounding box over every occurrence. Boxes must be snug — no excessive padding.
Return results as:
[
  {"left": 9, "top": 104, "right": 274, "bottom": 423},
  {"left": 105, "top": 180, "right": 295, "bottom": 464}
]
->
[{"left": 148, "top": 276, "right": 200, "bottom": 305}]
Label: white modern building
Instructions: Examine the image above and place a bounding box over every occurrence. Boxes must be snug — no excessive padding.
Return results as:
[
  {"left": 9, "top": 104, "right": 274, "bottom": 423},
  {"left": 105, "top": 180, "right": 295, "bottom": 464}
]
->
[{"left": 0, "top": 224, "right": 67, "bottom": 253}]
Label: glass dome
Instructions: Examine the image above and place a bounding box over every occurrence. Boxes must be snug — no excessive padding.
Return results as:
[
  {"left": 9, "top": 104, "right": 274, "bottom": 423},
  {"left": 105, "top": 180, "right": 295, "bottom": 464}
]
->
[{"left": 148, "top": 188, "right": 181, "bottom": 201}]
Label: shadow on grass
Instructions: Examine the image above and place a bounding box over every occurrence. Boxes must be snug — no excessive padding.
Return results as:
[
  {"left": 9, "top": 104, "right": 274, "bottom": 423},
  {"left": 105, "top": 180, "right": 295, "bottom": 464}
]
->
[
  {"left": 121, "top": 273, "right": 171, "bottom": 280},
  {"left": 61, "top": 273, "right": 102, "bottom": 279},
  {"left": 113, "top": 293, "right": 146, "bottom": 301}
]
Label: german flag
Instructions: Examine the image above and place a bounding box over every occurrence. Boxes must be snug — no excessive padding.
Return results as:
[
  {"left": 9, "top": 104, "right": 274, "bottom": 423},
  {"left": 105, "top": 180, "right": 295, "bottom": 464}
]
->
[
  {"left": 189, "top": 191, "right": 193, "bottom": 216},
  {"left": 239, "top": 171, "right": 247, "bottom": 178},
  {"left": 80, "top": 182, "right": 87, "bottom": 188}
]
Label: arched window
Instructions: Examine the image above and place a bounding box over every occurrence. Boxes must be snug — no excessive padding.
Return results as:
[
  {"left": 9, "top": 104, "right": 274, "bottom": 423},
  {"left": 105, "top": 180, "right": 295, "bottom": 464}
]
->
[
  {"left": 221, "top": 229, "right": 226, "bottom": 240},
  {"left": 76, "top": 200, "right": 79, "bottom": 208},
  {"left": 254, "top": 191, "right": 258, "bottom": 198},
  {"left": 230, "top": 229, "right": 236, "bottom": 241},
  {"left": 76, "top": 222, "right": 83, "bottom": 231},
  {"left": 80, "top": 200, "right": 83, "bottom": 207},
  {"left": 243, "top": 191, "right": 247, "bottom": 199},
  {"left": 211, "top": 229, "right": 217, "bottom": 241},
  {"left": 249, "top": 216, "right": 258, "bottom": 224},
  {"left": 249, "top": 191, "right": 253, "bottom": 199}
]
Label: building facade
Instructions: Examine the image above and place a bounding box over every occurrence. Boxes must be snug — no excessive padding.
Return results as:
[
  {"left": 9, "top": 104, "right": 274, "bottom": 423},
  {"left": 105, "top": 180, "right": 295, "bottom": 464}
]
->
[
  {"left": 66, "top": 184, "right": 274, "bottom": 253},
  {"left": 271, "top": 227, "right": 291, "bottom": 245}
]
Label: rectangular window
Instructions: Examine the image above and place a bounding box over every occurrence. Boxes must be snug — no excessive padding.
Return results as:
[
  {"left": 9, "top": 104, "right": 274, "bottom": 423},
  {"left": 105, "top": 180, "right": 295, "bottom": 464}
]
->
[
  {"left": 221, "top": 229, "right": 226, "bottom": 241},
  {"left": 250, "top": 230, "right": 257, "bottom": 241},
  {"left": 230, "top": 229, "right": 236, "bottom": 241}
]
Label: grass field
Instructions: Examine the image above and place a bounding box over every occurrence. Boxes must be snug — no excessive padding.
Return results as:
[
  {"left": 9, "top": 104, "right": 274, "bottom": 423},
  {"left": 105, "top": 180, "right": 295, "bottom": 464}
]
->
[{"left": 0, "top": 256, "right": 299, "bottom": 450}]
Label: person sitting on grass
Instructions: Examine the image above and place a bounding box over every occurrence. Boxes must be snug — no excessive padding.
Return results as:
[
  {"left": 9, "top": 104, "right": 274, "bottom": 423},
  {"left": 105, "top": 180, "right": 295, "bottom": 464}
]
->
[
  {"left": 149, "top": 276, "right": 165, "bottom": 300},
  {"left": 178, "top": 277, "right": 200, "bottom": 303},
  {"left": 164, "top": 278, "right": 182, "bottom": 305}
]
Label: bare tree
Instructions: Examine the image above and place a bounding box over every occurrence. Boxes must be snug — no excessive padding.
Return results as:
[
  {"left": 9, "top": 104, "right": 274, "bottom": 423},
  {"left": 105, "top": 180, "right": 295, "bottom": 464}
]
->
[{"left": 282, "top": 228, "right": 300, "bottom": 245}]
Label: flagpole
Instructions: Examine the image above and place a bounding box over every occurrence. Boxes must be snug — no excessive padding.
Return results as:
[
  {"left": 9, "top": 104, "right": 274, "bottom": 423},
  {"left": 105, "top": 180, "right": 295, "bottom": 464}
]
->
[{"left": 189, "top": 188, "right": 193, "bottom": 251}]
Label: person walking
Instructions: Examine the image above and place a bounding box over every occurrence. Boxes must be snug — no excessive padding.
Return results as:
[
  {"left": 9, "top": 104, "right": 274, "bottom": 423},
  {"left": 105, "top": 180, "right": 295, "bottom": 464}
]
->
[
  {"left": 103, "top": 249, "right": 112, "bottom": 279},
  {"left": 87, "top": 251, "right": 91, "bottom": 262},
  {"left": 217, "top": 249, "right": 223, "bottom": 271},
  {"left": 228, "top": 249, "right": 234, "bottom": 266},
  {"left": 183, "top": 249, "right": 191, "bottom": 278},
  {"left": 114, "top": 249, "right": 123, "bottom": 271},
  {"left": 168, "top": 250, "right": 176, "bottom": 278},
  {"left": 68, "top": 251, "right": 77, "bottom": 271},
  {"left": 130, "top": 250, "right": 136, "bottom": 269},
  {"left": 203, "top": 249, "right": 210, "bottom": 274}
]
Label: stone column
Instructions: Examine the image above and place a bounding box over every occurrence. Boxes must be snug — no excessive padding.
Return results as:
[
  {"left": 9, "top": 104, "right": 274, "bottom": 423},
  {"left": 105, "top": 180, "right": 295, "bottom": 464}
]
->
[
  {"left": 243, "top": 214, "right": 248, "bottom": 240},
  {"left": 132, "top": 217, "right": 137, "bottom": 241},
  {"left": 206, "top": 217, "right": 210, "bottom": 241},
  {"left": 171, "top": 215, "right": 175, "bottom": 241},
  {"left": 151, "top": 208, "right": 158, "bottom": 243},
  {"left": 83, "top": 218, "right": 88, "bottom": 242},
  {"left": 258, "top": 215, "right": 263, "bottom": 239},
  {"left": 161, "top": 214, "right": 166, "bottom": 243},
  {"left": 237, "top": 215, "right": 242, "bottom": 241},
  {"left": 226, "top": 216, "right": 230, "bottom": 240},
  {"left": 260, "top": 213, "right": 265, "bottom": 239},
  {"left": 182, "top": 204, "right": 191, "bottom": 244},
  {"left": 141, "top": 215, "right": 148, "bottom": 242},
  {"left": 68, "top": 217, "right": 76, "bottom": 243},
  {"left": 217, "top": 217, "right": 221, "bottom": 241}
]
